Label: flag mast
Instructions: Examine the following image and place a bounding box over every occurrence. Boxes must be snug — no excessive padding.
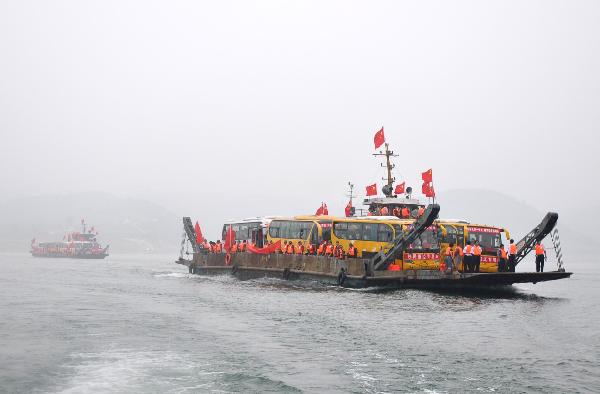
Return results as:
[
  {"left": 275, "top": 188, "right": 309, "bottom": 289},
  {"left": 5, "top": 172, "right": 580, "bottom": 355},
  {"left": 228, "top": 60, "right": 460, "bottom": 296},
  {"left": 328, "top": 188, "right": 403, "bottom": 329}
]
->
[{"left": 373, "top": 142, "right": 398, "bottom": 197}]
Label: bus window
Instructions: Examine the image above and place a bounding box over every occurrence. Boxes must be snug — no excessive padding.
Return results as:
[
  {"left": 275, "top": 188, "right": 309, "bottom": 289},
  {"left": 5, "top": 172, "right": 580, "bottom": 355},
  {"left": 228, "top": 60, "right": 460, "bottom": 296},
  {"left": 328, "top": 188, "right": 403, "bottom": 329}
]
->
[
  {"left": 378, "top": 224, "right": 393, "bottom": 242},
  {"left": 348, "top": 223, "right": 362, "bottom": 239},
  {"left": 362, "top": 223, "right": 378, "bottom": 241},
  {"left": 468, "top": 232, "right": 501, "bottom": 249},
  {"left": 319, "top": 221, "right": 332, "bottom": 241},
  {"left": 333, "top": 222, "right": 348, "bottom": 239}
]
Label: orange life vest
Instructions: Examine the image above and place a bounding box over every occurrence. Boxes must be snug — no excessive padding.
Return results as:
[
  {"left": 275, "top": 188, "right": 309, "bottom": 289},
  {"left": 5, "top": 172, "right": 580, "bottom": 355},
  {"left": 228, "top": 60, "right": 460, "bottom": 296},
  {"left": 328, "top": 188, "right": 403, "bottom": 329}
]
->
[
  {"left": 473, "top": 246, "right": 482, "bottom": 256},
  {"left": 285, "top": 244, "right": 295, "bottom": 254},
  {"left": 296, "top": 245, "right": 305, "bottom": 255},
  {"left": 454, "top": 246, "right": 464, "bottom": 257},
  {"left": 348, "top": 246, "right": 357, "bottom": 257},
  {"left": 499, "top": 248, "right": 507, "bottom": 259},
  {"left": 509, "top": 244, "right": 517, "bottom": 255},
  {"left": 325, "top": 244, "right": 334, "bottom": 256},
  {"left": 381, "top": 207, "right": 389, "bottom": 216},
  {"left": 401, "top": 207, "right": 410, "bottom": 218},
  {"left": 445, "top": 247, "right": 453, "bottom": 256},
  {"left": 535, "top": 244, "right": 544, "bottom": 255},
  {"left": 464, "top": 245, "right": 473, "bottom": 255},
  {"left": 231, "top": 244, "right": 238, "bottom": 253},
  {"left": 240, "top": 243, "right": 246, "bottom": 252},
  {"left": 418, "top": 207, "right": 425, "bottom": 217},
  {"left": 216, "top": 243, "right": 223, "bottom": 253},
  {"left": 308, "top": 244, "right": 316, "bottom": 254}
]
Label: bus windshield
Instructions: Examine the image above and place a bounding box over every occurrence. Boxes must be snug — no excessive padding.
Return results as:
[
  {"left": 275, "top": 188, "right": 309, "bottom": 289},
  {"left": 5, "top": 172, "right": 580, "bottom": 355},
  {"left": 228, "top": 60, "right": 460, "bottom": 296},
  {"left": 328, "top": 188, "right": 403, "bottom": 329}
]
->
[
  {"left": 408, "top": 226, "right": 439, "bottom": 250},
  {"left": 467, "top": 227, "right": 501, "bottom": 249}
]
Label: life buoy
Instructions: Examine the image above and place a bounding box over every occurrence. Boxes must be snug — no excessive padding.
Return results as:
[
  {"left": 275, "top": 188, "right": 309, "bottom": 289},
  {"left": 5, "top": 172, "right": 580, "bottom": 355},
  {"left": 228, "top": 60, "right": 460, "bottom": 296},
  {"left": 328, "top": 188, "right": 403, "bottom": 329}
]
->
[{"left": 225, "top": 253, "right": 232, "bottom": 265}]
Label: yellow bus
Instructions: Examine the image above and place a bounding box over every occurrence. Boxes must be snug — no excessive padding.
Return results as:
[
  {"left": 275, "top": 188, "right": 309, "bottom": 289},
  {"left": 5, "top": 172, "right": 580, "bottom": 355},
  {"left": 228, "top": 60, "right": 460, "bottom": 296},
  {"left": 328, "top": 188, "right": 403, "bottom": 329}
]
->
[
  {"left": 330, "top": 216, "right": 409, "bottom": 258},
  {"left": 266, "top": 216, "right": 333, "bottom": 251},
  {"left": 432, "top": 220, "right": 511, "bottom": 272}
]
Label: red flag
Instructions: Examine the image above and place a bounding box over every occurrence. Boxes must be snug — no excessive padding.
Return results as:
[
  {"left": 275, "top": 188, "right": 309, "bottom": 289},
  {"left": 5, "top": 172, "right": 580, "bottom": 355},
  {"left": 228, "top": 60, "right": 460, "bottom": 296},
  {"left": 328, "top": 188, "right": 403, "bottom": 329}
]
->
[
  {"left": 374, "top": 127, "right": 385, "bottom": 149},
  {"left": 366, "top": 183, "right": 377, "bottom": 196},
  {"left": 323, "top": 203, "right": 329, "bottom": 215},
  {"left": 421, "top": 169, "right": 433, "bottom": 183},
  {"left": 422, "top": 182, "right": 435, "bottom": 198},
  {"left": 315, "top": 203, "right": 324, "bottom": 216},
  {"left": 247, "top": 240, "right": 282, "bottom": 254},
  {"left": 224, "top": 225, "right": 236, "bottom": 253},
  {"left": 194, "top": 221, "right": 205, "bottom": 244},
  {"left": 394, "top": 182, "right": 405, "bottom": 195},
  {"left": 345, "top": 200, "right": 353, "bottom": 217}
]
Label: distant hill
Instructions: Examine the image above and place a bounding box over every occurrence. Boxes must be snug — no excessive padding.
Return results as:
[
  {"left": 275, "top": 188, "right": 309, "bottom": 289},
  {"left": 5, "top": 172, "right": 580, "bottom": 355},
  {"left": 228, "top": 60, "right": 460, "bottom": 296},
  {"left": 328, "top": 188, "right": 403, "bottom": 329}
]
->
[{"left": 0, "top": 193, "right": 180, "bottom": 254}]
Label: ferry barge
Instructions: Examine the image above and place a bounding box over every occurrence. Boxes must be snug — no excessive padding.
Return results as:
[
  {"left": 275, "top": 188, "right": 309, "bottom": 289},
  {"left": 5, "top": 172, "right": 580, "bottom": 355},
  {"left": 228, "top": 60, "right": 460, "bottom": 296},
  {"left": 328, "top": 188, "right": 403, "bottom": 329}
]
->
[{"left": 176, "top": 135, "right": 571, "bottom": 290}]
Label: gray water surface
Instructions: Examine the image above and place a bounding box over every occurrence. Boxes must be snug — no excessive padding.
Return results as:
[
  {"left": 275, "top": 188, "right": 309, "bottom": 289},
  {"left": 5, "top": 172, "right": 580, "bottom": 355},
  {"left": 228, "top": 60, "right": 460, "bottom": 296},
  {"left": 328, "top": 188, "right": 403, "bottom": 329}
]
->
[{"left": 0, "top": 253, "right": 598, "bottom": 393}]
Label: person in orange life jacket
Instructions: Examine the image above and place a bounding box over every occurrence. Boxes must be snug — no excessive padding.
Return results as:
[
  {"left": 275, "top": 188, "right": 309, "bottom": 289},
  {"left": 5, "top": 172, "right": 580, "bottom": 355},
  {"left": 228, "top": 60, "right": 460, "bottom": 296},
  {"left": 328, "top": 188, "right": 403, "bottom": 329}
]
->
[
  {"left": 296, "top": 241, "right": 305, "bottom": 255},
  {"left": 307, "top": 242, "right": 316, "bottom": 255},
  {"left": 417, "top": 206, "right": 425, "bottom": 217},
  {"left": 535, "top": 241, "right": 547, "bottom": 272},
  {"left": 240, "top": 240, "right": 247, "bottom": 252},
  {"left": 463, "top": 240, "right": 473, "bottom": 273},
  {"left": 231, "top": 241, "right": 239, "bottom": 253},
  {"left": 453, "top": 243, "right": 463, "bottom": 271},
  {"left": 444, "top": 243, "right": 455, "bottom": 273},
  {"left": 392, "top": 207, "right": 400, "bottom": 217},
  {"left": 401, "top": 206, "right": 410, "bottom": 218},
  {"left": 333, "top": 241, "right": 344, "bottom": 259},
  {"left": 317, "top": 241, "right": 326, "bottom": 255},
  {"left": 215, "top": 240, "right": 223, "bottom": 253},
  {"left": 285, "top": 241, "right": 295, "bottom": 254},
  {"left": 473, "top": 240, "right": 482, "bottom": 272},
  {"left": 508, "top": 239, "right": 517, "bottom": 272},
  {"left": 347, "top": 242, "right": 358, "bottom": 258},
  {"left": 380, "top": 206, "right": 389, "bottom": 216},
  {"left": 497, "top": 243, "right": 508, "bottom": 272},
  {"left": 325, "top": 241, "right": 334, "bottom": 257}
]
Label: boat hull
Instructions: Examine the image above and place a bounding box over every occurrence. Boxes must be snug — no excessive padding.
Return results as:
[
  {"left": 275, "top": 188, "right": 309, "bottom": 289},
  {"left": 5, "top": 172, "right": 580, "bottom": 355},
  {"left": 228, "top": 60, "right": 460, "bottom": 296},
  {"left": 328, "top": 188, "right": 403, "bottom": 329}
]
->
[
  {"left": 31, "top": 253, "right": 108, "bottom": 259},
  {"left": 176, "top": 252, "right": 571, "bottom": 290}
]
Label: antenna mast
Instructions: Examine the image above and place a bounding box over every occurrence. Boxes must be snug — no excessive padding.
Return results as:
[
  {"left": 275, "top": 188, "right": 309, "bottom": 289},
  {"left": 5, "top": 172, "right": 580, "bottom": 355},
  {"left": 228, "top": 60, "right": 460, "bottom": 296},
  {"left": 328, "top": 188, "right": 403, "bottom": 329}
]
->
[{"left": 373, "top": 143, "right": 398, "bottom": 197}]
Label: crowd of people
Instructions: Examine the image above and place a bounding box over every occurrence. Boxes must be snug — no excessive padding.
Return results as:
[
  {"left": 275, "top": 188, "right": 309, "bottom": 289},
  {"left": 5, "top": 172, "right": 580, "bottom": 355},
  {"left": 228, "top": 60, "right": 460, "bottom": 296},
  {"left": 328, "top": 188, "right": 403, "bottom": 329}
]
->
[
  {"left": 368, "top": 205, "right": 425, "bottom": 218},
  {"left": 201, "top": 236, "right": 546, "bottom": 273},
  {"left": 200, "top": 239, "right": 360, "bottom": 259}
]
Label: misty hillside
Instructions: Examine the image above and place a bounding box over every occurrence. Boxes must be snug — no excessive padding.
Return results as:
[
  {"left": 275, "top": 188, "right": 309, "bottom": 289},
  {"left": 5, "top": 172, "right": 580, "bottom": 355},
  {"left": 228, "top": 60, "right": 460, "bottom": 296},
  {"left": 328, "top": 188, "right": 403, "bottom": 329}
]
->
[
  {"left": 0, "top": 193, "right": 180, "bottom": 253},
  {"left": 439, "top": 189, "right": 596, "bottom": 258}
]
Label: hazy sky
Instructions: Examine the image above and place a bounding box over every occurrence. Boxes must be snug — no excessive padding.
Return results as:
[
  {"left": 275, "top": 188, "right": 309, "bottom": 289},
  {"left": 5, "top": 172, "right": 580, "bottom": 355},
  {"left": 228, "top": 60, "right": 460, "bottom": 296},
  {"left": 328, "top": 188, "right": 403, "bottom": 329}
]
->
[{"left": 1, "top": 1, "right": 599, "bottom": 234}]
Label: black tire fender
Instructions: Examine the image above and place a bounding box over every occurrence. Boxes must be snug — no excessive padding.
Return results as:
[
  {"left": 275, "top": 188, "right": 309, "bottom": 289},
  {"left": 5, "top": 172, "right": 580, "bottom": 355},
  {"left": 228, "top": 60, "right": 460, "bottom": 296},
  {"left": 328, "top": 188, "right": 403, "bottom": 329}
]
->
[{"left": 337, "top": 268, "right": 347, "bottom": 286}]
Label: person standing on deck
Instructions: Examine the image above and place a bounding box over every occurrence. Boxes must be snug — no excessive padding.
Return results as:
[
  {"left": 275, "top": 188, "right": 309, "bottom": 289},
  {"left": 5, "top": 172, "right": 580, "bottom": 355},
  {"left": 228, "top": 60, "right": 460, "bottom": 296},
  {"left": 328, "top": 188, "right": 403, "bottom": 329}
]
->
[
  {"left": 497, "top": 243, "right": 508, "bottom": 272},
  {"left": 535, "top": 241, "right": 547, "bottom": 272},
  {"left": 463, "top": 241, "right": 473, "bottom": 272},
  {"left": 296, "top": 241, "right": 305, "bottom": 255},
  {"left": 453, "top": 243, "right": 463, "bottom": 273},
  {"left": 380, "top": 206, "right": 389, "bottom": 216},
  {"left": 444, "top": 243, "right": 455, "bottom": 273},
  {"left": 508, "top": 239, "right": 517, "bottom": 272},
  {"left": 347, "top": 242, "right": 358, "bottom": 258},
  {"left": 473, "top": 241, "right": 482, "bottom": 273},
  {"left": 325, "top": 241, "right": 334, "bottom": 257}
]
